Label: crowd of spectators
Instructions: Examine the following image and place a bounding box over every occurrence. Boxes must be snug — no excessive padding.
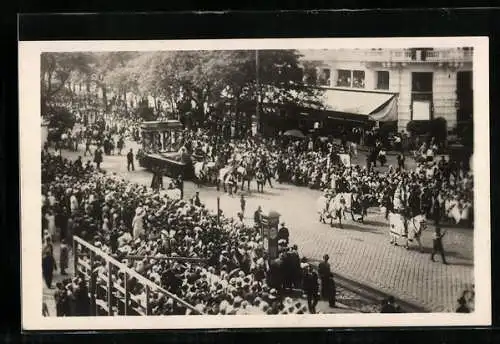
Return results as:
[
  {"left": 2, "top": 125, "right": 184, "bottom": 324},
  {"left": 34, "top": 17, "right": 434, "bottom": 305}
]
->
[{"left": 42, "top": 151, "right": 336, "bottom": 316}]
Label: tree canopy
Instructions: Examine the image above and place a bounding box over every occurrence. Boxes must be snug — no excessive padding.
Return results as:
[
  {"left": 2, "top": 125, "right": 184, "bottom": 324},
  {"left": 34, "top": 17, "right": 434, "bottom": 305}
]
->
[{"left": 40, "top": 49, "right": 324, "bottom": 125}]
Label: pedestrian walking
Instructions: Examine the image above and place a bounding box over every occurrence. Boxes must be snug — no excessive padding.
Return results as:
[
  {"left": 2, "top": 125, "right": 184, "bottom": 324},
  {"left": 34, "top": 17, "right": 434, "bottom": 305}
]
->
[
  {"left": 84, "top": 139, "right": 92, "bottom": 157},
  {"left": 254, "top": 205, "right": 262, "bottom": 228},
  {"left": 42, "top": 302, "right": 50, "bottom": 317},
  {"left": 59, "top": 238, "right": 69, "bottom": 275},
  {"left": 318, "top": 254, "right": 331, "bottom": 299},
  {"left": 132, "top": 207, "right": 146, "bottom": 240},
  {"left": 45, "top": 210, "right": 56, "bottom": 242},
  {"left": 430, "top": 227, "right": 448, "bottom": 264},
  {"left": 94, "top": 148, "right": 103, "bottom": 170},
  {"left": 157, "top": 168, "right": 164, "bottom": 190},
  {"left": 117, "top": 136, "right": 124, "bottom": 155},
  {"left": 54, "top": 282, "right": 68, "bottom": 316},
  {"left": 193, "top": 191, "right": 202, "bottom": 207},
  {"left": 176, "top": 174, "right": 184, "bottom": 199},
  {"left": 303, "top": 264, "right": 319, "bottom": 314},
  {"left": 127, "top": 149, "right": 135, "bottom": 171},
  {"left": 150, "top": 166, "right": 159, "bottom": 191},
  {"left": 397, "top": 153, "right": 405, "bottom": 170},
  {"left": 240, "top": 194, "right": 246, "bottom": 216},
  {"left": 278, "top": 222, "right": 290, "bottom": 246},
  {"left": 264, "top": 165, "right": 273, "bottom": 188},
  {"left": 42, "top": 237, "right": 57, "bottom": 289},
  {"left": 289, "top": 245, "right": 302, "bottom": 289},
  {"left": 326, "top": 272, "right": 337, "bottom": 308}
]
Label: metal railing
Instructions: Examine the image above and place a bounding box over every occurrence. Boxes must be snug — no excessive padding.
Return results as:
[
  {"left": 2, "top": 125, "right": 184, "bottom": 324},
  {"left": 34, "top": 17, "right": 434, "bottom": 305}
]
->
[{"left": 73, "top": 236, "right": 203, "bottom": 316}]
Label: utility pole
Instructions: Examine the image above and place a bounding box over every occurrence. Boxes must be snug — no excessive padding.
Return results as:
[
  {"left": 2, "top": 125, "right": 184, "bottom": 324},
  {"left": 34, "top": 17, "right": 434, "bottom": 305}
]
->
[
  {"left": 217, "top": 196, "right": 220, "bottom": 227},
  {"left": 255, "top": 50, "right": 260, "bottom": 135}
]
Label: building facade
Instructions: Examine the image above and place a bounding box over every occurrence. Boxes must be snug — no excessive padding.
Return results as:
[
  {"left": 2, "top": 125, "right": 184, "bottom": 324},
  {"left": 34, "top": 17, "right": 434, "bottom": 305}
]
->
[{"left": 300, "top": 48, "right": 473, "bottom": 133}]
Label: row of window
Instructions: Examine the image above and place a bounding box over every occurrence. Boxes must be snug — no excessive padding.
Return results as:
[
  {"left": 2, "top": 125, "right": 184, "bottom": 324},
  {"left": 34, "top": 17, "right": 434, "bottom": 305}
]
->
[{"left": 305, "top": 68, "right": 390, "bottom": 90}]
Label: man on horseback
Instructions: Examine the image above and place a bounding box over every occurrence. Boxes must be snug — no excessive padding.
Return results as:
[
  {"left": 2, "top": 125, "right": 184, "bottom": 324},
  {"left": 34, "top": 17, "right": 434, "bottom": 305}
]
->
[
  {"left": 239, "top": 161, "right": 255, "bottom": 192},
  {"left": 388, "top": 180, "right": 428, "bottom": 251}
]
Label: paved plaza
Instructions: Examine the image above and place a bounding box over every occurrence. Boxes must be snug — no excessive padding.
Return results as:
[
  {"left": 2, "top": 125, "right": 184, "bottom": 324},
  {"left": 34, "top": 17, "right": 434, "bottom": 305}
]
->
[{"left": 46, "top": 137, "right": 474, "bottom": 313}]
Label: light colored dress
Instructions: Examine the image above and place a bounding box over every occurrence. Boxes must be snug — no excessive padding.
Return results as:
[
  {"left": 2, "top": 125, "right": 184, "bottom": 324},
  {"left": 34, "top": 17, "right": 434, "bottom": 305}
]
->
[
  {"left": 132, "top": 213, "right": 145, "bottom": 239},
  {"left": 45, "top": 213, "right": 56, "bottom": 239}
]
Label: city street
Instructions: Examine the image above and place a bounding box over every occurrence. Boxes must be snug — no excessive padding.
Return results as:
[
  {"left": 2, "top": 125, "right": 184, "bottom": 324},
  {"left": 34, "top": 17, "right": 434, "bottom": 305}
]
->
[{"left": 49, "top": 135, "right": 474, "bottom": 313}]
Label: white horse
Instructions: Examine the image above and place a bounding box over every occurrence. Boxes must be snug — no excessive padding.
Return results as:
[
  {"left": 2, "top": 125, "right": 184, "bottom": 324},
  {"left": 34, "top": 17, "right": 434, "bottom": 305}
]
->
[
  {"left": 193, "top": 161, "right": 217, "bottom": 186},
  {"left": 318, "top": 192, "right": 370, "bottom": 228},
  {"left": 388, "top": 212, "right": 427, "bottom": 251},
  {"left": 217, "top": 166, "right": 237, "bottom": 194}
]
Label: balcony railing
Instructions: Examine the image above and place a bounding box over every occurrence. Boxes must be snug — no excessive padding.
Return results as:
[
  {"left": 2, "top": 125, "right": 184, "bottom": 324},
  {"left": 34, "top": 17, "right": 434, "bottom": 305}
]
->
[{"left": 308, "top": 48, "right": 473, "bottom": 64}]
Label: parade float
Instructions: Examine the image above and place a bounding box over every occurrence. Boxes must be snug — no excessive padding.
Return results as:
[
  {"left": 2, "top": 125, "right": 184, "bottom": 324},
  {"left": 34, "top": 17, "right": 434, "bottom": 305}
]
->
[{"left": 136, "top": 120, "right": 194, "bottom": 179}]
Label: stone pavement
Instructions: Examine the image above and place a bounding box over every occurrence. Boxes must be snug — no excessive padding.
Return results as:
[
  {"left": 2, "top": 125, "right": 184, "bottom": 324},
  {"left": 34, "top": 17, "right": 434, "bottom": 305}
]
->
[{"left": 50, "top": 140, "right": 474, "bottom": 313}]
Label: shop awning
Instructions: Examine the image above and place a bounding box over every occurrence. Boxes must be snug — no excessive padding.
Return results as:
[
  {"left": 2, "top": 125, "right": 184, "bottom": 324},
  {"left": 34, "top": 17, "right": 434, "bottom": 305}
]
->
[
  {"left": 369, "top": 95, "right": 398, "bottom": 122},
  {"left": 321, "top": 89, "right": 395, "bottom": 116}
]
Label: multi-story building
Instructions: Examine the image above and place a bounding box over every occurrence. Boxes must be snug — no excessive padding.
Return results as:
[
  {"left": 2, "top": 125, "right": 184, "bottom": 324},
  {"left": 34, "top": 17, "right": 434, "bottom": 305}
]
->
[{"left": 299, "top": 48, "right": 473, "bottom": 135}]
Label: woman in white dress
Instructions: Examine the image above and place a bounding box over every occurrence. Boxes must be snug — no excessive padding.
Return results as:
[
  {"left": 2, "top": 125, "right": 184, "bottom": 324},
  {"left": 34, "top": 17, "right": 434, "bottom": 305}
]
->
[
  {"left": 45, "top": 210, "right": 56, "bottom": 241},
  {"left": 70, "top": 193, "right": 79, "bottom": 215},
  {"left": 132, "top": 207, "right": 146, "bottom": 239}
]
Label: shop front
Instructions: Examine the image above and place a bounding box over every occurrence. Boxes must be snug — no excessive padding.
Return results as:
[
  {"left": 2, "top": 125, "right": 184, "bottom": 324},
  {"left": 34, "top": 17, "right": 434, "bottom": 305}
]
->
[{"left": 299, "top": 88, "right": 399, "bottom": 138}]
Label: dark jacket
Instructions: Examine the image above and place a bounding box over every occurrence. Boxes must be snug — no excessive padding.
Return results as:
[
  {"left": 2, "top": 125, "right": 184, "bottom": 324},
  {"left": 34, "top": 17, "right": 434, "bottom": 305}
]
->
[
  {"left": 318, "top": 261, "right": 331, "bottom": 280},
  {"left": 303, "top": 270, "right": 319, "bottom": 294}
]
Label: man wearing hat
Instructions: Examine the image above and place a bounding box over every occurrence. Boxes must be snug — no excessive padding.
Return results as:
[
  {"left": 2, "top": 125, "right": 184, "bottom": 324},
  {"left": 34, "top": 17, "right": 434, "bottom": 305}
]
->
[
  {"left": 240, "top": 194, "right": 246, "bottom": 216},
  {"left": 93, "top": 147, "right": 103, "bottom": 170},
  {"left": 193, "top": 191, "right": 202, "bottom": 207},
  {"left": 254, "top": 206, "right": 262, "bottom": 229},
  {"left": 277, "top": 222, "right": 289, "bottom": 245},
  {"left": 303, "top": 264, "right": 319, "bottom": 314},
  {"left": 318, "top": 254, "right": 331, "bottom": 300},
  {"left": 176, "top": 174, "right": 184, "bottom": 199},
  {"left": 430, "top": 227, "right": 448, "bottom": 265}
]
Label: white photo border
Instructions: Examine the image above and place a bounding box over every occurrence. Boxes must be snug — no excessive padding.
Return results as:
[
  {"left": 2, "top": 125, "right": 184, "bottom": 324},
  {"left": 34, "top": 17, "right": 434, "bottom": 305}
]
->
[{"left": 19, "top": 37, "right": 491, "bottom": 330}]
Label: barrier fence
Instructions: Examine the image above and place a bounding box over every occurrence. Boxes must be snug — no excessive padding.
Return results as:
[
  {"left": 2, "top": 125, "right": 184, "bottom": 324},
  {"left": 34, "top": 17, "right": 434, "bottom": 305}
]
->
[{"left": 73, "top": 236, "right": 203, "bottom": 316}]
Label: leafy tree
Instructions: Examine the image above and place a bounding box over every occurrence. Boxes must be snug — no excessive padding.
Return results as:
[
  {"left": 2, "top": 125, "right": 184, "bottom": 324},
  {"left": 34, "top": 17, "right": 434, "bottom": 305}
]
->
[
  {"left": 56, "top": 49, "right": 324, "bottom": 134},
  {"left": 40, "top": 52, "right": 94, "bottom": 113},
  {"left": 46, "top": 107, "right": 76, "bottom": 144}
]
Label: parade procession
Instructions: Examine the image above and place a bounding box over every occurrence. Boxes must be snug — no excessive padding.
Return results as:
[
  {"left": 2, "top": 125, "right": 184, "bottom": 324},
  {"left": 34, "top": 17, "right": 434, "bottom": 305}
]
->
[{"left": 37, "top": 47, "right": 476, "bottom": 319}]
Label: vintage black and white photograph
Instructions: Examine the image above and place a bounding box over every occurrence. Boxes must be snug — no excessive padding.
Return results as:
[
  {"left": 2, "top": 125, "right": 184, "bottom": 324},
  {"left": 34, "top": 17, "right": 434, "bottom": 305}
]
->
[{"left": 19, "top": 37, "right": 490, "bottom": 329}]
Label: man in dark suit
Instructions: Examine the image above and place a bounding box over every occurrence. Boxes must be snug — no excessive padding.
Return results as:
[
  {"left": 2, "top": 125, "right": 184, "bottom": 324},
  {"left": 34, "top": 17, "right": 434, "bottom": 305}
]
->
[
  {"left": 176, "top": 174, "right": 184, "bottom": 199},
  {"left": 326, "top": 272, "right": 337, "bottom": 308},
  {"left": 303, "top": 265, "right": 319, "bottom": 314},
  {"left": 431, "top": 227, "right": 448, "bottom": 264},
  {"left": 127, "top": 149, "right": 135, "bottom": 171},
  {"left": 94, "top": 148, "right": 103, "bottom": 170},
  {"left": 318, "top": 254, "right": 331, "bottom": 299},
  {"left": 278, "top": 223, "right": 290, "bottom": 245}
]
